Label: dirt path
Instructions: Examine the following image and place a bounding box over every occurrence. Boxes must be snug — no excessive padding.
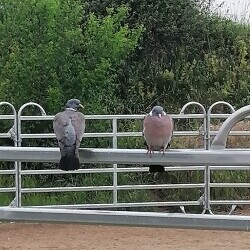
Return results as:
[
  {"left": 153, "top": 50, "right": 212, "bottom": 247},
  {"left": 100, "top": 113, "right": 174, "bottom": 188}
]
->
[{"left": 0, "top": 222, "right": 249, "bottom": 250}]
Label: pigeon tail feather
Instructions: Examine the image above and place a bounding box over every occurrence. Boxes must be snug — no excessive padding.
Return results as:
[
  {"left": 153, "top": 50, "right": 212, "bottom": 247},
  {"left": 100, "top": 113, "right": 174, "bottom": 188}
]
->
[
  {"left": 149, "top": 165, "right": 165, "bottom": 173},
  {"left": 59, "top": 145, "right": 80, "bottom": 171}
]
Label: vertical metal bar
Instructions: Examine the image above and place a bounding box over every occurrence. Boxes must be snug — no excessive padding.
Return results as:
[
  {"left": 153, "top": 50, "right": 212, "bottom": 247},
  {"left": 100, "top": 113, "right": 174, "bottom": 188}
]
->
[
  {"left": 15, "top": 165, "right": 22, "bottom": 207},
  {"left": 0, "top": 102, "right": 18, "bottom": 207},
  {"left": 203, "top": 167, "right": 211, "bottom": 213},
  {"left": 112, "top": 118, "right": 118, "bottom": 206},
  {"left": 13, "top": 110, "right": 19, "bottom": 208},
  {"left": 179, "top": 102, "right": 208, "bottom": 214},
  {"left": 16, "top": 102, "right": 47, "bottom": 207},
  {"left": 16, "top": 113, "right": 22, "bottom": 207},
  {"left": 203, "top": 111, "right": 211, "bottom": 213},
  {"left": 203, "top": 102, "right": 235, "bottom": 214}
]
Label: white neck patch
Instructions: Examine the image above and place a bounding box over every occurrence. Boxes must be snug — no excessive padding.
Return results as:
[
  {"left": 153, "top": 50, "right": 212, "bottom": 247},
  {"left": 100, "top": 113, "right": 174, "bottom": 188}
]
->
[
  {"left": 66, "top": 107, "right": 76, "bottom": 111},
  {"left": 149, "top": 111, "right": 166, "bottom": 116}
]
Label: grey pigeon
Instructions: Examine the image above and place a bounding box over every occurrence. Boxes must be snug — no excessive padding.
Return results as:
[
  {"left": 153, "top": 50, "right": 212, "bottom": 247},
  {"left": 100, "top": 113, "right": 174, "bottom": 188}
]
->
[
  {"left": 143, "top": 105, "right": 173, "bottom": 156},
  {"left": 53, "top": 99, "right": 85, "bottom": 171}
]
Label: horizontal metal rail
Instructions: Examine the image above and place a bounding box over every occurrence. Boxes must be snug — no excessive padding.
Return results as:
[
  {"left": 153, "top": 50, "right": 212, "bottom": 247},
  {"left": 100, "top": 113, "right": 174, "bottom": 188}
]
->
[
  {"left": 210, "top": 113, "right": 250, "bottom": 119},
  {"left": 19, "top": 113, "right": 249, "bottom": 121},
  {"left": 0, "top": 207, "right": 249, "bottom": 231},
  {"left": 19, "top": 166, "right": 205, "bottom": 175},
  {"left": 2, "top": 165, "right": 249, "bottom": 176},
  {"left": 18, "top": 130, "right": 250, "bottom": 139},
  {"left": 18, "top": 113, "right": 250, "bottom": 122},
  {"left": 0, "top": 170, "right": 16, "bottom": 175},
  {"left": 19, "top": 114, "right": 205, "bottom": 121},
  {"left": 28, "top": 201, "right": 200, "bottom": 209},
  {"left": 210, "top": 131, "right": 250, "bottom": 136},
  {"left": 20, "top": 183, "right": 204, "bottom": 194},
  {"left": 209, "top": 166, "right": 250, "bottom": 170},
  {"left": 1, "top": 147, "right": 250, "bottom": 166},
  {"left": 210, "top": 200, "right": 250, "bottom": 205},
  {"left": 19, "top": 131, "right": 202, "bottom": 139},
  {"left": 117, "top": 183, "right": 203, "bottom": 190},
  {"left": 210, "top": 183, "right": 250, "bottom": 188},
  {"left": 209, "top": 114, "right": 232, "bottom": 119},
  {"left": 0, "top": 115, "right": 15, "bottom": 120},
  {"left": 0, "top": 133, "right": 11, "bottom": 138},
  {"left": 21, "top": 186, "right": 114, "bottom": 193},
  {"left": 0, "top": 187, "right": 15, "bottom": 193}
]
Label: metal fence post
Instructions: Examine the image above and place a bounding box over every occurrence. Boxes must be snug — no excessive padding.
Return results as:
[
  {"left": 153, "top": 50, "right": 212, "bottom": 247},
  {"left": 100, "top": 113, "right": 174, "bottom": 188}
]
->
[
  {"left": 203, "top": 111, "right": 212, "bottom": 214},
  {"left": 16, "top": 132, "right": 22, "bottom": 207},
  {"left": 17, "top": 102, "right": 47, "bottom": 207},
  {"left": 180, "top": 102, "right": 207, "bottom": 213},
  {"left": 0, "top": 102, "right": 18, "bottom": 207},
  {"left": 112, "top": 118, "right": 118, "bottom": 206},
  {"left": 204, "top": 101, "right": 235, "bottom": 214}
]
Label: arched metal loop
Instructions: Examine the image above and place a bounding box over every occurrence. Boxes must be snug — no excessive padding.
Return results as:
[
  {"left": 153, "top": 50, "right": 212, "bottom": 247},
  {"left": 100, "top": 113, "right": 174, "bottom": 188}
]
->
[
  {"left": 0, "top": 101, "right": 17, "bottom": 115},
  {"left": 180, "top": 101, "right": 206, "bottom": 115},
  {"left": 207, "top": 101, "right": 235, "bottom": 150},
  {"left": 17, "top": 102, "right": 46, "bottom": 146},
  {"left": 0, "top": 102, "right": 17, "bottom": 144},
  {"left": 208, "top": 101, "right": 235, "bottom": 116},
  {"left": 18, "top": 102, "right": 46, "bottom": 118}
]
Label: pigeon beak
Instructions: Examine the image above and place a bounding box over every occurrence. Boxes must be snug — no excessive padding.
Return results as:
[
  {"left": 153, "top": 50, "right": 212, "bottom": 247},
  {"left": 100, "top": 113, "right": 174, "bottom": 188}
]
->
[
  {"left": 158, "top": 114, "right": 162, "bottom": 118},
  {"left": 79, "top": 104, "right": 84, "bottom": 109}
]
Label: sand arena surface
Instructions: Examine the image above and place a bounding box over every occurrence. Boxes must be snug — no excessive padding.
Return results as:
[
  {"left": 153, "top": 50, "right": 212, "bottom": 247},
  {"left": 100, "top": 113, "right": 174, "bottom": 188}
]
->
[
  {"left": 1, "top": 206, "right": 249, "bottom": 250},
  {"left": 0, "top": 222, "right": 249, "bottom": 250}
]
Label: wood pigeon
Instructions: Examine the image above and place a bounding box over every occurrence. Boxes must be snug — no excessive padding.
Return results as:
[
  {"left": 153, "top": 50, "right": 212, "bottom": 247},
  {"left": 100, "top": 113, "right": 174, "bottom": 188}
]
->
[
  {"left": 143, "top": 106, "right": 174, "bottom": 173},
  {"left": 143, "top": 105, "right": 173, "bottom": 156},
  {"left": 53, "top": 99, "right": 85, "bottom": 171}
]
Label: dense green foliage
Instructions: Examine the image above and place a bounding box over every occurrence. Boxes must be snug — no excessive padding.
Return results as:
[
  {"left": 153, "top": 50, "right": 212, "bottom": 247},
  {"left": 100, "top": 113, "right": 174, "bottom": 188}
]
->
[
  {"left": 83, "top": 0, "right": 250, "bottom": 113},
  {"left": 1, "top": 0, "right": 250, "bottom": 112},
  {"left": 0, "top": 0, "right": 249, "bottom": 210},
  {"left": 0, "top": 0, "right": 143, "bottom": 113}
]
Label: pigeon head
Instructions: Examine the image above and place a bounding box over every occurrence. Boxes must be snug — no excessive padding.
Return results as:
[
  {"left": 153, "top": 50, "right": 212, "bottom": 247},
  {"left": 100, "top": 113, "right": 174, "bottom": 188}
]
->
[
  {"left": 65, "top": 99, "right": 83, "bottom": 111},
  {"left": 150, "top": 106, "right": 166, "bottom": 118}
]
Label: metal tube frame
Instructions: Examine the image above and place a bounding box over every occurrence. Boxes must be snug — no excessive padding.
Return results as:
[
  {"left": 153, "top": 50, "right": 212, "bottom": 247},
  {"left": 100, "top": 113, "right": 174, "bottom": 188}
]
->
[
  {"left": 0, "top": 102, "right": 18, "bottom": 207},
  {"left": 1, "top": 207, "right": 249, "bottom": 231},
  {"left": 179, "top": 101, "right": 206, "bottom": 213},
  {"left": 16, "top": 102, "right": 46, "bottom": 207},
  {"left": 206, "top": 102, "right": 235, "bottom": 214},
  {"left": 112, "top": 118, "right": 118, "bottom": 205},
  {"left": 0, "top": 101, "right": 250, "bottom": 214},
  {"left": 15, "top": 102, "right": 207, "bottom": 211}
]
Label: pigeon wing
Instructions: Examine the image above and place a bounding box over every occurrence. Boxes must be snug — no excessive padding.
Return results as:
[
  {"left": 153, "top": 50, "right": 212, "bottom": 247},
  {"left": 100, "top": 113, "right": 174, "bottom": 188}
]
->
[
  {"left": 53, "top": 111, "right": 71, "bottom": 146},
  {"left": 71, "top": 112, "right": 85, "bottom": 148}
]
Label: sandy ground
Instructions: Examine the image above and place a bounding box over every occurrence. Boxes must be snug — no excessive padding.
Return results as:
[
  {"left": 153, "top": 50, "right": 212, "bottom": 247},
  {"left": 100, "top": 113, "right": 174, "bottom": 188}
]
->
[
  {"left": 0, "top": 206, "right": 249, "bottom": 250},
  {"left": 0, "top": 221, "right": 249, "bottom": 250}
]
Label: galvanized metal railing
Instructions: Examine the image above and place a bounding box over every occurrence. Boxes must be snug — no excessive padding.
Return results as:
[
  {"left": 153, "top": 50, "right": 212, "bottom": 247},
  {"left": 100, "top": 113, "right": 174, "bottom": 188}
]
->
[
  {"left": 1, "top": 207, "right": 249, "bottom": 231},
  {"left": 16, "top": 101, "right": 207, "bottom": 211},
  {"left": 0, "top": 102, "right": 18, "bottom": 207},
  {"left": 0, "top": 101, "right": 250, "bottom": 214}
]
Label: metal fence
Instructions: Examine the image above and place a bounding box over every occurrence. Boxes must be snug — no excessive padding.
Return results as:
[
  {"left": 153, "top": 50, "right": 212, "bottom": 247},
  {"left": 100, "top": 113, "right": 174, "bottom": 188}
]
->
[
  {"left": 0, "top": 101, "right": 250, "bottom": 215},
  {"left": 1, "top": 207, "right": 250, "bottom": 231}
]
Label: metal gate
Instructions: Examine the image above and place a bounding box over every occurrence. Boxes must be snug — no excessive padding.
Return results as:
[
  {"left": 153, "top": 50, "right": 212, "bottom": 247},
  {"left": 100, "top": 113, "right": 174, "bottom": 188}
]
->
[{"left": 0, "top": 101, "right": 249, "bottom": 215}]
